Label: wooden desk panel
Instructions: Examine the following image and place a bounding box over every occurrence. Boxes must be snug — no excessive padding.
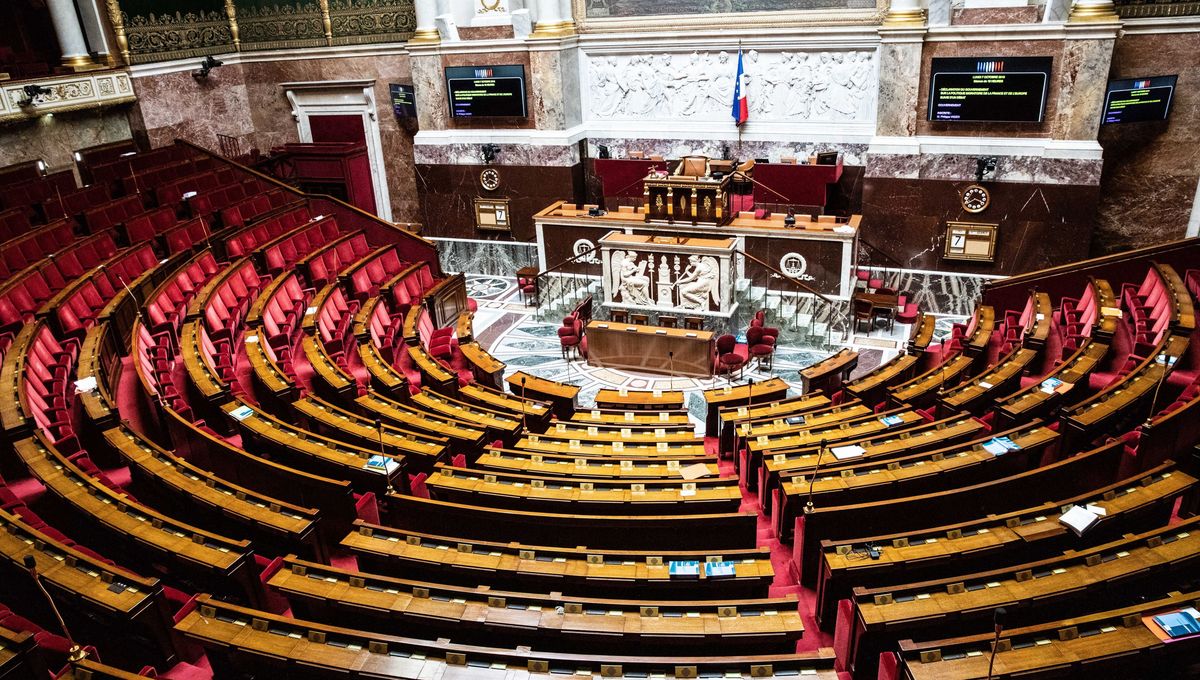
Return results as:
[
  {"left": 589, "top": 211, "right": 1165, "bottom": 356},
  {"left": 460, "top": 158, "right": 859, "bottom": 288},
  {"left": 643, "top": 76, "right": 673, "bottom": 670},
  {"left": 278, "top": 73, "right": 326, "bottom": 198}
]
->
[
  {"left": 344, "top": 521, "right": 773, "bottom": 600},
  {"left": 386, "top": 494, "right": 758, "bottom": 551},
  {"left": 800, "top": 349, "right": 858, "bottom": 395},
  {"left": 508, "top": 371, "right": 580, "bottom": 419},
  {"left": 177, "top": 594, "right": 840, "bottom": 679},
  {"left": 704, "top": 378, "right": 791, "bottom": 438},
  {"left": 350, "top": 393, "right": 486, "bottom": 451},
  {"left": 477, "top": 448, "right": 720, "bottom": 479},
  {"left": 595, "top": 388, "right": 686, "bottom": 411},
  {"left": 718, "top": 393, "right": 832, "bottom": 459},
  {"left": 586, "top": 321, "right": 714, "bottom": 378},
  {"left": 844, "top": 354, "right": 918, "bottom": 409}
]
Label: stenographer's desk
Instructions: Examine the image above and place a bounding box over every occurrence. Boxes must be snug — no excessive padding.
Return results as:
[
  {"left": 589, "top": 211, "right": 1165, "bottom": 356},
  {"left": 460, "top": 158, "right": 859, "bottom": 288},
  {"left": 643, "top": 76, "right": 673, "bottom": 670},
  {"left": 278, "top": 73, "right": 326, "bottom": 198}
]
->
[{"left": 586, "top": 320, "right": 714, "bottom": 378}]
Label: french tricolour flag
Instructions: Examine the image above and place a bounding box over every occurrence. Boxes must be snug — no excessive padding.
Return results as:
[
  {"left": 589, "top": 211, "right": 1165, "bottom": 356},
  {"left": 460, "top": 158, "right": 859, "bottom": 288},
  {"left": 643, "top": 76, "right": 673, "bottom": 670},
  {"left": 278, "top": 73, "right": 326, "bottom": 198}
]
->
[{"left": 732, "top": 49, "right": 748, "bottom": 127}]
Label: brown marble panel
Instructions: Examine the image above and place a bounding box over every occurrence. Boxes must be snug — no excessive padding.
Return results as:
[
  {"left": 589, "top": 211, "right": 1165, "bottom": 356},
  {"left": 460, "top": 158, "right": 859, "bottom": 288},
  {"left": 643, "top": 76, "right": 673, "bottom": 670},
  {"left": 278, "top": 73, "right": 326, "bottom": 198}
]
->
[
  {"left": 1094, "top": 31, "right": 1200, "bottom": 255},
  {"left": 129, "top": 63, "right": 257, "bottom": 151},
  {"left": 458, "top": 26, "right": 515, "bottom": 40},
  {"left": 0, "top": 107, "right": 134, "bottom": 173},
  {"left": 917, "top": 40, "right": 1066, "bottom": 139},
  {"left": 861, "top": 176, "right": 1099, "bottom": 275},
  {"left": 951, "top": 7, "right": 1040, "bottom": 24},
  {"left": 416, "top": 163, "right": 582, "bottom": 240}
]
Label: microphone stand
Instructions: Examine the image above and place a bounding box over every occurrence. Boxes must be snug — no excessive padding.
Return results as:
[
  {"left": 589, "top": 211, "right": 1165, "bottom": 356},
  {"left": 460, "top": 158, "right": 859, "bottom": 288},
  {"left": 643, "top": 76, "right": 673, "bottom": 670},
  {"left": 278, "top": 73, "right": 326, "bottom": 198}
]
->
[
  {"left": 1144, "top": 358, "right": 1171, "bottom": 428},
  {"left": 24, "top": 555, "right": 86, "bottom": 662},
  {"left": 984, "top": 606, "right": 1007, "bottom": 680},
  {"left": 520, "top": 375, "right": 528, "bottom": 434},
  {"left": 803, "top": 438, "right": 827, "bottom": 516}
]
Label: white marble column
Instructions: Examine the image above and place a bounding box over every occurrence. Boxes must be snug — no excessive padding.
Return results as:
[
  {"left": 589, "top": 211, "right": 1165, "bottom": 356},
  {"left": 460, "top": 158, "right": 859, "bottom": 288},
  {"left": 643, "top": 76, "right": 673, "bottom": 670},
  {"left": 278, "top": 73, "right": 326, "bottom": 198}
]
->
[
  {"left": 1187, "top": 176, "right": 1200, "bottom": 239},
  {"left": 883, "top": 0, "right": 926, "bottom": 26},
  {"left": 558, "top": 0, "right": 576, "bottom": 29},
  {"left": 410, "top": 0, "right": 441, "bottom": 43},
  {"left": 532, "top": 0, "right": 563, "bottom": 34},
  {"left": 1068, "top": 0, "right": 1119, "bottom": 22},
  {"left": 47, "top": 0, "right": 95, "bottom": 69}
]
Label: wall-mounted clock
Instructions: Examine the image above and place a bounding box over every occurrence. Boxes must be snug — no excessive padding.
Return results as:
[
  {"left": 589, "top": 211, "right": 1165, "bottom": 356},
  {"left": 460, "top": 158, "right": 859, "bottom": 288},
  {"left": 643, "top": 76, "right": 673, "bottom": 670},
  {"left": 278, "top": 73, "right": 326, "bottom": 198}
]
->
[
  {"left": 961, "top": 184, "right": 991, "bottom": 213},
  {"left": 480, "top": 168, "right": 501, "bottom": 192}
]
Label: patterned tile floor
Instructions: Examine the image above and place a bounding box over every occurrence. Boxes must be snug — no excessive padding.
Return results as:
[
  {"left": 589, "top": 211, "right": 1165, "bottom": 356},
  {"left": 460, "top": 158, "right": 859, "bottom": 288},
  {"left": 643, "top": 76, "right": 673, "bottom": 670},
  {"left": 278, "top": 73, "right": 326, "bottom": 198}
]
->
[{"left": 468, "top": 276, "right": 966, "bottom": 431}]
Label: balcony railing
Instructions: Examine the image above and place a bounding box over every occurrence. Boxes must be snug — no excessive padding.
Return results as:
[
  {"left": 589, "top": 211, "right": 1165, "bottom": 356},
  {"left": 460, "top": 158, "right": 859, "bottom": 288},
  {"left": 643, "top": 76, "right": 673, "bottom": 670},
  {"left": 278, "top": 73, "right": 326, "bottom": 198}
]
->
[{"left": 0, "top": 69, "right": 136, "bottom": 123}]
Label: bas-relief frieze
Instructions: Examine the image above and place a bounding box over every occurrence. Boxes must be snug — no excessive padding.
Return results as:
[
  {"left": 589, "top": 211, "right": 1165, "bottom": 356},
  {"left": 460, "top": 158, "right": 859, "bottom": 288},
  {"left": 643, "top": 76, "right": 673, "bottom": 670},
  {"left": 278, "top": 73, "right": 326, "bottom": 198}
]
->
[{"left": 585, "top": 49, "right": 877, "bottom": 125}]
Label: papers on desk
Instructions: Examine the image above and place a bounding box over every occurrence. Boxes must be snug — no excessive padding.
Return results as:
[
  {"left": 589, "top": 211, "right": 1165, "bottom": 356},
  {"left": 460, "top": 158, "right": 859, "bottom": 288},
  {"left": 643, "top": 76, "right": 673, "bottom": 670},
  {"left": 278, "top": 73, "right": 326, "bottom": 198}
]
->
[
  {"left": 686, "top": 332, "right": 698, "bottom": 338},
  {"left": 830, "top": 445, "right": 866, "bottom": 461},
  {"left": 1040, "top": 377, "right": 1063, "bottom": 394},
  {"left": 655, "top": 329, "right": 667, "bottom": 335},
  {"left": 679, "top": 463, "right": 710, "bottom": 480},
  {"left": 596, "top": 323, "right": 608, "bottom": 329},
  {"left": 879, "top": 414, "right": 904, "bottom": 427},
  {"left": 982, "top": 436, "right": 1020, "bottom": 456},
  {"left": 1058, "top": 504, "right": 1101, "bottom": 537},
  {"left": 305, "top": 306, "right": 318, "bottom": 315},
  {"left": 1152, "top": 607, "right": 1200, "bottom": 639},
  {"left": 244, "top": 334, "right": 259, "bottom": 344},
  {"left": 364, "top": 455, "right": 399, "bottom": 474},
  {"left": 705, "top": 561, "right": 737, "bottom": 578},
  {"left": 668, "top": 561, "right": 701, "bottom": 578},
  {"left": 977, "top": 381, "right": 993, "bottom": 390},
  {"left": 73, "top": 376, "right": 97, "bottom": 394},
  {"left": 833, "top": 225, "right": 855, "bottom": 234},
  {"left": 1100, "top": 306, "right": 1123, "bottom": 318},
  {"left": 1158, "top": 354, "right": 1178, "bottom": 366},
  {"left": 230, "top": 405, "right": 254, "bottom": 421}
]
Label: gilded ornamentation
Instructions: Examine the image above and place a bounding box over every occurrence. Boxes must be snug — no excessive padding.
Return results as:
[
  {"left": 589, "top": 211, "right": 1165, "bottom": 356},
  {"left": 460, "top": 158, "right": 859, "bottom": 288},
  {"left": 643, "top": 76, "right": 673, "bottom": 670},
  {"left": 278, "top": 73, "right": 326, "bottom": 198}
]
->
[
  {"left": 105, "top": 0, "right": 131, "bottom": 64},
  {"left": 225, "top": 0, "right": 240, "bottom": 49},
  {"left": 328, "top": 0, "right": 416, "bottom": 45},
  {"left": 234, "top": 1, "right": 325, "bottom": 50},
  {"left": 1114, "top": 0, "right": 1200, "bottom": 17},
  {"left": 319, "top": 0, "right": 334, "bottom": 45},
  {"left": 98, "top": 79, "right": 115, "bottom": 96},
  {"left": 121, "top": 7, "right": 234, "bottom": 64}
]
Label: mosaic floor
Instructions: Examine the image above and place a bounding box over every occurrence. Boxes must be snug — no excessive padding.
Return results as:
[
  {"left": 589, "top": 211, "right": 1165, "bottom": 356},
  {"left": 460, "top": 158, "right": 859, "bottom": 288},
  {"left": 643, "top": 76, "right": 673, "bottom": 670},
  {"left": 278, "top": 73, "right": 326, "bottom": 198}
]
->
[{"left": 466, "top": 276, "right": 969, "bottom": 431}]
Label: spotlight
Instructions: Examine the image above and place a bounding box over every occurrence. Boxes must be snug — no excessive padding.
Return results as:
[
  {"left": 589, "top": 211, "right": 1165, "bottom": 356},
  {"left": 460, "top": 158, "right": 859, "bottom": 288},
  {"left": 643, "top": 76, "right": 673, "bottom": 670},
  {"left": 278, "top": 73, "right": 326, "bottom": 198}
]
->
[
  {"left": 192, "top": 55, "right": 224, "bottom": 80},
  {"left": 481, "top": 143, "right": 500, "bottom": 164},
  {"left": 597, "top": 144, "right": 610, "bottom": 159},
  {"left": 975, "top": 156, "right": 998, "bottom": 183}
]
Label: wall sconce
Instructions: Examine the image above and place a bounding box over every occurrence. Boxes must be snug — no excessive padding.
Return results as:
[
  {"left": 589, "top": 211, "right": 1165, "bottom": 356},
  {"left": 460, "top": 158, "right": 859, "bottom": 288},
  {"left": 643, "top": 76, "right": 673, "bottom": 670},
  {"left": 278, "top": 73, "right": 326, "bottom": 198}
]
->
[
  {"left": 193, "top": 55, "right": 224, "bottom": 80},
  {"left": 975, "top": 156, "right": 998, "bottom": 183},
  {"left": 481, "top": 143, "right": 500, "bottom": 164},
  {"left": 21, "top": 84, "right": 51, "bottom": 107}
]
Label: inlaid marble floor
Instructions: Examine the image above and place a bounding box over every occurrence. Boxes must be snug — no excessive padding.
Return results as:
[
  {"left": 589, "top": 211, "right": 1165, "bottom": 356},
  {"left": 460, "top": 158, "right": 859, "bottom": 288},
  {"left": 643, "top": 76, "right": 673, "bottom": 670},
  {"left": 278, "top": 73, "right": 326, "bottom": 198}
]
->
[{"left": 466, "top": 276, "right": 965, "bottom": 431}]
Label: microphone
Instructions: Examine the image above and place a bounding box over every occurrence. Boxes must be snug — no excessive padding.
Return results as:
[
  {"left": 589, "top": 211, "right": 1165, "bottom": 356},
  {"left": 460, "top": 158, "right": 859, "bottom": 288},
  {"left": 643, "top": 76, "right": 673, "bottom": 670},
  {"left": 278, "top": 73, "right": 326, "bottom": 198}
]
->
[
  {"left": 520, "top": 375, "right": 528, "bottom": 434},
  {"left": 803, "top": 438, "right": 827, "bottom": 515},
  {"left": 116, "top": 273, "right": 144, "bottom": 321},
  {"left": 985, "top": 606, "right": 1007, "bottom": 680},
  {"left": 24, "top": 555, "right": 85, "bottom": 661},
  {"left": 668, "top": 351, "right": 674, "bottom": 381},
  {"left": 1144, "top": 357, "right": 1171, "bottom": 428}
]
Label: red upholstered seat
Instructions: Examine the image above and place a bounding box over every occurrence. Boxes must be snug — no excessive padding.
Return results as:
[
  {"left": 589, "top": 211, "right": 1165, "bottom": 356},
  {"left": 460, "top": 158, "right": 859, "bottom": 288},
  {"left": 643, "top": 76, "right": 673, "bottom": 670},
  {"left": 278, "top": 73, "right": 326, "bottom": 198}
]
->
[{"left": 714, "top": 334, "right": 745, "bottom": 379}]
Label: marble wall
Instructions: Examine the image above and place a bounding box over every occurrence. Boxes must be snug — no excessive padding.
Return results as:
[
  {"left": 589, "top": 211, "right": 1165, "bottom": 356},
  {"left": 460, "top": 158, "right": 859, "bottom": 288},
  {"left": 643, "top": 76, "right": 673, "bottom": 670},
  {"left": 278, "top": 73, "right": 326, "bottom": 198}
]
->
[
  {"left": 1093, "top": 31, "right": 1200, "bottom": 255},
  {"left": 0, "top": 107, "right": 134, "bottom": 173},
  {"left": 129, "top": 53, "right": 422, "bottom": 222},
  {"left": 415, "top": 162, "right": 582, "bottom": 239}
]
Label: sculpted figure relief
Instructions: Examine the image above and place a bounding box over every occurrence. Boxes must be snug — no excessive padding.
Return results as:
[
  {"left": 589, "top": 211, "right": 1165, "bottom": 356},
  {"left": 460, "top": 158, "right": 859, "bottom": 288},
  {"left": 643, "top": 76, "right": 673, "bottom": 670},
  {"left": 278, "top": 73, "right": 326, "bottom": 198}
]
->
[{"left": 586, "top": 48, "right": 875, "bottom": 123}]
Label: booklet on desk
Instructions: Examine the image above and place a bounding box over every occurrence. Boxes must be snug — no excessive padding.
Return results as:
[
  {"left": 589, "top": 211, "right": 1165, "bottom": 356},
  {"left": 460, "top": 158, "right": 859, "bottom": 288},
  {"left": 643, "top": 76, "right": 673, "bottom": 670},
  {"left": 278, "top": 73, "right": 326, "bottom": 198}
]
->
[
  {"left": 365, "top": 455, "right": 399, "bottom": 474},
  {"left": 1152, "top": 607, "right": 1200, "bottom": 639},
  {"left": 1058, "top": 504, "right": 1101, "bottom": 537},
  {"left": 983, "top": 436, "right": 1020, "bottom": 456},
  {"left": 230, "top": 405, "right": 254, "bottom": 421},
  {"left": 705, "top": 561, "right": 736, "bottom": 578},
  {"left": 831, "top": 444, "right": 866, "bottom": 461},
  {"left": 879, "top": 414, "right": 904, "bottom": 426},
  {"left": 668, "top": 561, "right": 700, "bottom": 578}
]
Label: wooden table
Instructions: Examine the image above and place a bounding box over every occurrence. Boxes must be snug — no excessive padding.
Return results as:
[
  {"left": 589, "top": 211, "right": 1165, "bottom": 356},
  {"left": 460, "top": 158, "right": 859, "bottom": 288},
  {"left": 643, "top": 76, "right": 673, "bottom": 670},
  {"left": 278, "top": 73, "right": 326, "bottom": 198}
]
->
[
  {"left": 586, "top": 320, "right": 714, "bottom": 378},
  {"left": 853, "top": 292, "right": 899, "bottom": 331},
  {"left": 507, "top": 371, "right": 579, "bottom": 419}
]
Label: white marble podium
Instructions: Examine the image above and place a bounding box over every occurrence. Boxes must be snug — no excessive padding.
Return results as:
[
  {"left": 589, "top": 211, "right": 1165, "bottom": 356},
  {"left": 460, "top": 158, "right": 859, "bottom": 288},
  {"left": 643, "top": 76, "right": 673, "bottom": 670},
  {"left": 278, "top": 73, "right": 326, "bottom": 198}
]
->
[{"left": 598, "top": 232, "right": 738, "bottom": 318}]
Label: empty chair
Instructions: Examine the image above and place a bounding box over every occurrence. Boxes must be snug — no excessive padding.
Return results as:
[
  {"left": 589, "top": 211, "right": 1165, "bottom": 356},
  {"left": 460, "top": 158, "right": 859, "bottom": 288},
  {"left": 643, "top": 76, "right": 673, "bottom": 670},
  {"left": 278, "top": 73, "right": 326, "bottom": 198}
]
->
[
  {"left": 629, "top": 313, "right": 649, "bottom": 325},
  {"left": 715, "top": 334, "right": 746, "bottom": 381},
  {"left": 746, "top": 325, "right": 775, "bottom": 370},
  {"left": 658, "top": 315, "right": 678, "bottom": 328},
  {"left": 853, "top": 298, "right": 874, "bottom": 333},
  {"left": 684, "top": 316, "right": 704, "bottom": 330}
]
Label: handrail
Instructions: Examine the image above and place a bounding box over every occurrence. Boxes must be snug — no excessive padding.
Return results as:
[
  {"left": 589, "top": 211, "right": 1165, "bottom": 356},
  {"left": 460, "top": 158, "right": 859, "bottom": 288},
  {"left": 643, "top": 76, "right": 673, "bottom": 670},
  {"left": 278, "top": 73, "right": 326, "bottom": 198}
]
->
[
  {"left": 174, "top": 138, "right": 437, "bottom": 250},
  {"left": 986, "top": 237, "right": 1200, "bottom": 294},
  {"left": 535, "top": 245, "right": 601, "bottom": 278},
  {"left": 736, "top": 249, "right": 835, "bottom": 304}
]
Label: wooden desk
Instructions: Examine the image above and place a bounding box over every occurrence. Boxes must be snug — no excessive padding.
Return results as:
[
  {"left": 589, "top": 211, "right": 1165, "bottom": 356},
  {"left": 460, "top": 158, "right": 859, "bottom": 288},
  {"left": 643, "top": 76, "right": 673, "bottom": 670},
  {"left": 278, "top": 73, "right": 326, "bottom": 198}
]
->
[
  {"left": 936, "top": 346, "right": 1038, "bottom": 416},
  {"left": 888, "top": 354, "right": 975, "bottom": 408},
  {"left": 268, "top": 555, "right": 802, "bottom": 654},
  {"left": 507, "top": 371, "right": 579, "bottom": 419},
  {"left": 177, "top": 594, "right": 841, "bottom": 679},
  {"left": 535, "top": 423, "right": 701, "bottom": 444},
  {"left": 387, "top": 494, "right": 759, "bottom": 551},
  {"left": 477, "top": 447, "right": 718, "bottom": 479},
  {"left": 907, "top": 314, "right": 936, "bottom": 353},
  {"left": 460, "top": 383, "right": 553, "bottom": 431},
  {"left": 103, "top": 423, "right": 326, "bottom": 561},
  {"left": 0, "top": 507, "right": 177, "bottom": 669},
  {"left": 791, "top": 440, "right": 1124, "bottom": 589},
  {"left": 964, "top": 306, "right": 996, "bottom": 356},
  {"left": 244, "top": 330, "right": 300, "bottom": 406},
  {"left": 301, "top": 334, "right": 356, "bottom": 402},
  {"left": 843, "top": 354, "right": 918, "bottom": 409},
  {"left": 1023, "top": 292, "right": 1053, "bottom": 348},
  {"left": 0, "top": 625, "right": 41, "bottom": 680},
  {"left": 703, "top": 377, "right": 790, "bottom": 438},
  {"left": 407, "top": 343, "right": 458, "bottom": 395},
  {"left": 571, "top": 407, "right": 692, "bottom": 428},
  {"left": 800, "top": 349, "right": 858, "bottom": 395},
  {"left": 357, "top": 339, "right": 408, "bottom": 398},
  {"left": 847, "top": 517, "right": 1200, "bottom": 679},
  {"left": 344, "top": 521, "right": 773, "bottom": 600},
  {"left": 15, "top": 434, "right": 263, "bottom": 608},
  {"left": 514, "top": 436, "right": 709, "bottom": 458},
  {"left": 586, "top": 321, "right": 714, "bottom": 378},
  {"left": 995, "top": 340, "right": 1108, "bottom": 429},
  {"left": 411, "top": 388, "right": 522, "bottom": 443},
  {"left": 458, "top": 340, "right": 505, "bottom": 389},
  {"left": 776, "top": 423, "right": 1059, "bottom": 543},
  {"left": 426, "top": 466, "right": 741, "bottom": 515},
  {"left": 718, "top": 393, "right": 832, "bottom": 460},
  {"left": 897, "top": 590, "right": 1200, "bottom": 679},
  {"left": 595, "top": 387, "right": 686, "bottom": 411},
  {"left": 350, "top": 392, "right": 486, "bottom": 452},
  {"left": 815, "top": 463, "right": 1193, "bottom": 630}
]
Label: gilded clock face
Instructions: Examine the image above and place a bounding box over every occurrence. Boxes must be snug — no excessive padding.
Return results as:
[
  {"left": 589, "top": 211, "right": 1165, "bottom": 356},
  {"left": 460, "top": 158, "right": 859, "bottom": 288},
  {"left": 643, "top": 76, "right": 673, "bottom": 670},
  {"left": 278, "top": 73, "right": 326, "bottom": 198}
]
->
[
  {"left": 480, "top": 168, "right": 501, "bottom": 192},
  {"left": 961, "top": 184, "right": 990, "bottom": 214}
]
